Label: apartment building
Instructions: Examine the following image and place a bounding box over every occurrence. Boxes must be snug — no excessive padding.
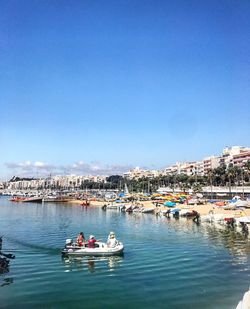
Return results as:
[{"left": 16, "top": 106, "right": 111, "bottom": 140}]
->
[
  {"left": 5, "top": 174, "right": 107, "bottom": 190},
  {"left": 232, "top": 151, "right": 250, "bottom": 168},
  {"left": 123, "top": 167, "right": 160, "bottom": 179},
  {"left": 203, "top": 156, "right": 220, "bottom": 175},
  {"left": 164, "top": 161, "right": 200, "bottom": 176},
  {"left": 3, "top": 146, "right": 250, "bottom": 189}
]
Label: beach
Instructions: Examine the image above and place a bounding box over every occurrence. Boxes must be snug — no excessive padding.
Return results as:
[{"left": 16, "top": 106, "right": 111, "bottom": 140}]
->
[{"left": 69, "top": 199, "right": 250, "bottom": 218}]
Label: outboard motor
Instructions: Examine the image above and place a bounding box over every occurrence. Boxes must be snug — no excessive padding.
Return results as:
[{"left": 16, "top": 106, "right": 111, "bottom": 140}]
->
[
  {"left": 65, "top": 239, "right": 73, "bottom": 247},
  {"left": 173, "top": 211, "right": 179, "bottom": 219},
  {"left": 165, "top": 209, "right": 171, "bottom": 219},
  {"left": 240, "top": 222, "right": 249, "bottom": 235},
  {"left": 120, "top": 205, "right": 126, "bottom": 212},
  {"left": 193, "top": 212, "right": 201, "bottom": 224}
]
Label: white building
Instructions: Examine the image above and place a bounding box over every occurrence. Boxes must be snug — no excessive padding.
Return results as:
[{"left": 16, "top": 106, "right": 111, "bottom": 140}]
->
[
  {"left": 123, "top": 167, "right": 160, "bottom": 179},
  {"left": 202, "top": 156, "right": 220, "bottom": 174},
  {"left": 222, "top": 146, "right": 250, "bottom": 157}
]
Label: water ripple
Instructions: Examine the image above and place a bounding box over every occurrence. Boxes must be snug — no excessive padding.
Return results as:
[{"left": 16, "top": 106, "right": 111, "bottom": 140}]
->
[{"left": 1, "top": 197, "right": 250, "bottom": 308}]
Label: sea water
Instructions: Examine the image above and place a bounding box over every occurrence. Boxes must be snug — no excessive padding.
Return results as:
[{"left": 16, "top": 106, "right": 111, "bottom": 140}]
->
[{"left": 0, "top": 196, "right": 250, "bottom": 308}]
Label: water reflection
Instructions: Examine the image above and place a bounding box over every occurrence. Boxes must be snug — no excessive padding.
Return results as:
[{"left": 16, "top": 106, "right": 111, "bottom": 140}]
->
[
  {"left": 152, "top": 214, "right": 250, "bottom": 266},
  {"left": 0, "top": 277, "right": 14, "bottom": 287},
  {"left": 0, "top": 265, "right": 14, "bottom": 288},
  {"left": 62, "top": 255, "right": 124, "bottom": 273},
  {"left": 0, "top": 266, "right": 9, "bottom": 276},
  {"left": 87, "top": 259, "right": 95, "bottom": 273},
  {"left": 202, "top": 222, "right": 250, "bottom": 266}
]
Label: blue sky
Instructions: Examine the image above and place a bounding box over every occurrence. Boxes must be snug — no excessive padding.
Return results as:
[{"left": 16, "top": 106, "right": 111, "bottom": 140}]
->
[{"left": 1, "top": 0, "right": 250, "bottom": 180}]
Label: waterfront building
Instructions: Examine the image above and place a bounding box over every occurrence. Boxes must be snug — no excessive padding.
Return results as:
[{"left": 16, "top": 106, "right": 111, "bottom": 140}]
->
[
  {"left": 1, "top": 145, "right": 249, "bottom": 191},
  {"left": 3, "top": 174, "right": 107, "bottom": 190},
  {"left": 123, "top": 167, "right": 160, "bottom": 180},
  {"left": 232, "top": 150, "right": 250, "bottom": 168},
  {"left": 163, "top": 164, "right": 178, "bottom": 175},
  {"left": 194, "top": 161, "right": 204, "bottom": 176},
  {"left": 220, "top": 146, "right": 250, "bottom": 167},
  {"left": 163, "top": 161, "right": 203, "bottom": 176},
  {"left": 202, "top": 156, "right": 220, "bottom": 175},
  {"left": 163, "top": 146, "right": 250, "bottom": 177},
  {"left": 222, "top": 145, "right": 250, "bottom": 156}
]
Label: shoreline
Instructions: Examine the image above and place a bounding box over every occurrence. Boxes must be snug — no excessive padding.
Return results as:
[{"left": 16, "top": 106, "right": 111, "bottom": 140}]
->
[{"left": 69, "top": 199, "right": 250, "bottom": 217}]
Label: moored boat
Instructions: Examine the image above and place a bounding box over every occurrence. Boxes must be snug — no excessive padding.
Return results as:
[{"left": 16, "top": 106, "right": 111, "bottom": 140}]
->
[
  {"left": 141, "top": 207, "right": 155, "bottom": 213},
  {"left": 9, "top": 196, "right": 26, "bottom": 202},
  {"left": 235, "top": 216, "right": 250, "bottom": 224},
  {"left": 43, "top": 196, "right": 72, "bottom": 202},
  {"left": 21, "top": 197, "right": 43, "bottom": 203},
  {"left": 102, "top": 204, "right": 125, "bottom": 210}
]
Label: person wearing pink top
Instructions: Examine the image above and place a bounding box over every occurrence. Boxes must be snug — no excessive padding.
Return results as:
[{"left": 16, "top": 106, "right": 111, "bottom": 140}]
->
[{"left": 88, "top": 235, "right": 97, "bottom": 248}]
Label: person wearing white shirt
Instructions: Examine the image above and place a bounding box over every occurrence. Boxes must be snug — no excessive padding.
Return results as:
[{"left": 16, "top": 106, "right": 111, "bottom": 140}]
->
[{"left": 107, "top": 231, "right": 118, "bottom": 248}]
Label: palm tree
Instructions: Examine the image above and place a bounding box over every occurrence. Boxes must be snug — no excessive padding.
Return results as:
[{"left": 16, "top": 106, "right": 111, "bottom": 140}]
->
[
  {"left": 193, "top": 182, "right": 202, "bottom": 194},
  {"left": 207, "top": 169, "right": 213, "bottom": 199},
  {"left": 226, "top": 164, "right": 236, "bottom": 198},
  {"left": 243, "top": 160, "right": 250, "bottom": 184},
  {"left": 213, "top": 164, "right": 226, "bottom": 186}
]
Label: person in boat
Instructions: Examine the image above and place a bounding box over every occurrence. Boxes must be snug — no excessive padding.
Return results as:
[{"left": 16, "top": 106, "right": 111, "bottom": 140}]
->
[
  {"left": 107, "top": 232, "right": 118, "bottom": 248},
  {"left": 88, "top": 235, "right": 97, "bottom": 248},
  {"left": 76, "top": 232, "right": 85, "bottom": 246}
]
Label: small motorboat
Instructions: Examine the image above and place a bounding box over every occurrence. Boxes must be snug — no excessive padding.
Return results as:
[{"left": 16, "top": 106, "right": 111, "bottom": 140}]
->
[
  {"left": 181, "top": 210, "right": 199, "bottom": 218},
  {"left": 62, "top": 239, "right": 124, "bottom": 257},
  {"left": 170, "top": 208, "right": 181, "bottom": 214},
  {"left": 141, "top": 207, "right": 155, "bottom": 213},
  {"left": 236, "top": 216, "right": 250, "bottom": 224},
  {"left": 131, "top": 206, "right": 143, "bottom": 213},
  {"left": 21, "top": 197, "right": 43, "bottom": 203},
  {"left": 9, "top": 196, "right": 25, "bottom": 202},
  {"left": 102, "top": 204, "right": 125, "bottom": 211}
]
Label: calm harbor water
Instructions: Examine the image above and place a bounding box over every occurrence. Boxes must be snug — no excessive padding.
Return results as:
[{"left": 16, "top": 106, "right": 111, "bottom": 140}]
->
[{"left": 1, "top": 196, "right": 250, "bottom": 309}]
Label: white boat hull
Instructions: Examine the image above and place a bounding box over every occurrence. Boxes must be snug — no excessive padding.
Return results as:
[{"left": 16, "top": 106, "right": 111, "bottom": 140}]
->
[
  {"left": 141, "top": 207, "right": 155, "bottom": 213},
  {"left": 62, "top": 242, "right": 124, "bottom": 257}
]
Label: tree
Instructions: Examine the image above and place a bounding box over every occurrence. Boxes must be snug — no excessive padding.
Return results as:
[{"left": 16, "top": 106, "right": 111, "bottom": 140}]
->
[
  {"left": 226, "top": 164, "right": 237, "bottom": 197},
  {"left": 193, "top": 182, "right": 203, "bottom": 194},
  {"left": 212, "top": 164, "right": 226, "bottom": 186},
  {"left": 206, "top": 169, "right": 213, "bottom": 199},
  {"left": 243, "top": 160, "right": 250, "bottom": 184}
]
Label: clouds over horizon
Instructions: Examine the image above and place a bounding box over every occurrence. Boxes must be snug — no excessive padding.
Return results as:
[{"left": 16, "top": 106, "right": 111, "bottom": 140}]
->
[{"left": 4, "top": 160, "right": 133, "bottom": 178}]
